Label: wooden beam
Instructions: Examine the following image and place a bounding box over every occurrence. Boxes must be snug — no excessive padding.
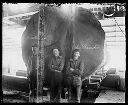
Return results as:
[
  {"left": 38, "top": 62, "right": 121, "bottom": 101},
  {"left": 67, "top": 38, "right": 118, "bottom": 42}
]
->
[
  {"left": 36, "top": 3, "right": 45, "bottom": 103},
  {"left": 3, "top": 11, "right": 38, "bottom": 20}
]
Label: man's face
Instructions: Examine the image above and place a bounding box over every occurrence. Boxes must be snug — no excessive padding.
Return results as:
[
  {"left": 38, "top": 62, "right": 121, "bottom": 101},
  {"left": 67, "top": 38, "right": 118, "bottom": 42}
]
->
[
  {"left": 32, "top": 47, "right": 38, "bottom": 55},
  {"left": 74, "top": 51, "right": 80, "bottom": 60},
  {"left": 53, "top": 49, "right": 59, "bottom": 57}
]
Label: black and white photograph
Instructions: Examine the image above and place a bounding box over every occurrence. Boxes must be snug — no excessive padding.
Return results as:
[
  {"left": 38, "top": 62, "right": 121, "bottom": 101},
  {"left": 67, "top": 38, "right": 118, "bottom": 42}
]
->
[{"left": 2, "top": 3, "right": 126, "bottom": 103}]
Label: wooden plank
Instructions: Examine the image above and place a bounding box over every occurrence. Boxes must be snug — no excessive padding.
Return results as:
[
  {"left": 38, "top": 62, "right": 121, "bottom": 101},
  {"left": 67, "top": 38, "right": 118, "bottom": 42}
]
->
[
  {"left": 106, "top": 37, "right": 125, "bottom": 42},
  {"left": 99, "top": 17, "right": 125, "bottom": 27},
  {"left": 106, "top": 41, "right": 125, "bottom": 46},
  {"left": 91, "top": 75, "right": 104, "bottom": 80},
  {"left": 90, "top": 78, "right": 101, "bottom": 83},
  {"left": 102, "top": 26, "right": 125, "bottom": 33},
  {"left": 105, "top": 32, "right": 125, "bottom": 37}
]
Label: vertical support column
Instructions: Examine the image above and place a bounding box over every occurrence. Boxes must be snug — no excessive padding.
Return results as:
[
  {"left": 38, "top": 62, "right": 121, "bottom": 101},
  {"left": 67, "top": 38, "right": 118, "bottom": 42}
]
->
[
  {"left": 114, "top": 17, "right": 117, "bottom": 48},
  {"left": 36, "top": 3, "right": 45, "bottom": 103}
]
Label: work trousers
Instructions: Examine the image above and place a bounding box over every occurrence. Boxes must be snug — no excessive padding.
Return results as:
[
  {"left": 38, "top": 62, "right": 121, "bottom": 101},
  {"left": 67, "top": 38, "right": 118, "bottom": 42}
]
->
[
  {"left": 29, "top": 69, "right": 37, "bottom": 102},
  {"left": 50, "top": 70, "right": 63, "bottom": 103},
  {"left": 67, "top": 76, "right": 82, "bottom": 103}
]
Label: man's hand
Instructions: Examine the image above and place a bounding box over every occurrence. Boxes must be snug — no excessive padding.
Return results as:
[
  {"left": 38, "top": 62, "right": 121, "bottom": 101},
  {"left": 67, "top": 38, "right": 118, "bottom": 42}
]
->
[
  {"left": 55, "top": 70, "right": 61, "bottom": 73},
  {"left": 52, "top": 65, "right": 57, "bottom": 69},
  {"left": 51, "top": 65, "right": 54, "bottom": 68},
  {"left": 70, "top": 68, "right": 74, "bottom": 71}
]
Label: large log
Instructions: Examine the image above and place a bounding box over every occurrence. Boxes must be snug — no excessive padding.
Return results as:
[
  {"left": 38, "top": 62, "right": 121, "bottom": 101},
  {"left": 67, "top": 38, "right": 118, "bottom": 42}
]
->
[{"left": 21, "top": 4, "right": 105, "bottom": 86}]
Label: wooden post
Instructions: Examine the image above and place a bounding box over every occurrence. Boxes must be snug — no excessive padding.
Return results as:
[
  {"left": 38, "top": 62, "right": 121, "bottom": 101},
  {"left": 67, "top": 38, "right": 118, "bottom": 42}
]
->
[{"left": 36, "top": 3, "right": 45, "bottom": 103}]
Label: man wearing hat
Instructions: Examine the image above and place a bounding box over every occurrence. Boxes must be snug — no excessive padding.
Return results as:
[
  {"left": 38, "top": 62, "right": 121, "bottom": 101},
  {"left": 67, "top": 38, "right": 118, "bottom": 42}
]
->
[
  {"left": 66, "top": 49, "right": 84, "bottom": 103},
  {"left": 27, "top": 43, "right": 38, "bottom": 102},
  {"left": 48, "top": 48, "right": 64, "bottom": 103}
]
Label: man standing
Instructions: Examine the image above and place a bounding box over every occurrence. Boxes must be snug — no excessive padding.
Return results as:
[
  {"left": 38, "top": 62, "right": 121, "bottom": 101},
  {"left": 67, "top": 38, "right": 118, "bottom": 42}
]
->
[
  {"left": 27, "top": 43, "right": 38, "bottom": 102},
  {"left": 66, "top": 49, "right": 84, "bottom": 103},
  {"left": 48, "top": 48, "right": 64, "bottom": 103}
]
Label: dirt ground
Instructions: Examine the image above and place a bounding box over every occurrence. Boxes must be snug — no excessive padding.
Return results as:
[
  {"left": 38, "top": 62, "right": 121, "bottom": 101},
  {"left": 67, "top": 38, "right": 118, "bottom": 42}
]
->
[{"left": 2, "top": 89, "right": 97, "bottom": 103}]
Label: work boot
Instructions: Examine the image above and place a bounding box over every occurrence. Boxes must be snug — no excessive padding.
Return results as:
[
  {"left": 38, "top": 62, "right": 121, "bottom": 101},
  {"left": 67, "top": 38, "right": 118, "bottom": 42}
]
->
[
  {"left": 54, "top": 98, "right": 61, "bottom": 103},
  {"left": 29, "top": 90, "right": 35, "bottom": 103},
  {"left": 76, "top": 99, "right": 80, "bottom": 103},
  {"left": 50, "top": 97, "right": 54, "bottom": 103}
]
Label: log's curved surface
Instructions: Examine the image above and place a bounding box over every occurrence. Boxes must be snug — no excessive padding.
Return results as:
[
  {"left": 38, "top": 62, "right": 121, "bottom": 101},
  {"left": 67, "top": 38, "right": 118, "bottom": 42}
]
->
[{"left": 21, "top": 5, "right": 105, "bottom": 85}]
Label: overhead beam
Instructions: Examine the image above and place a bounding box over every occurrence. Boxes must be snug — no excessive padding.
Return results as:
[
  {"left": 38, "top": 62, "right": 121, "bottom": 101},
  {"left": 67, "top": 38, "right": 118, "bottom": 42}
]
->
[
  {"left": 2, "top": 19, "right": 16, "bottom": 25},
  {"left": 3, "top": 11, "right": 38, "bottom": 20}
]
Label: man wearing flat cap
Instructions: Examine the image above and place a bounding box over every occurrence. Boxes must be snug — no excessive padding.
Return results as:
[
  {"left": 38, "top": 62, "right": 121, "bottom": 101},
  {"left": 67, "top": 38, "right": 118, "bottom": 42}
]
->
[
  {"left": 48, "top": 48, "right": 64, "bottom": 103},
  {"left": 66, "top": 49, "right": 84, "bottom": 103}
]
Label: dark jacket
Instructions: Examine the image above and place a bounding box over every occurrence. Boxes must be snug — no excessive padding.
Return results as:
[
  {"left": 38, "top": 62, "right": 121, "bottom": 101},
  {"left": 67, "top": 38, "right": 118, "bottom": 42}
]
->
[
  {"left": 27, "top": 54, "right": 37, "bottom": 78},
  {"left": 66, "top": 58, "right": 84, "bottom": 86},
  {"left": 48, "top": 56, "right": 64, "bottom": 72},
  {"left": 27, "top": 54, "right": 37, "bottom": 90}
]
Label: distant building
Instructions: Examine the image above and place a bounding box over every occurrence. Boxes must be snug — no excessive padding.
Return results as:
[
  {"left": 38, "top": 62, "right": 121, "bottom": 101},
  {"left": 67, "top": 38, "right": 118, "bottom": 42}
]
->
[
  {"left": 78, "top": 3, "right": 125, "bottom": 19},
  {"left": 78, "top": 3, "right": 112, "bottom": 19}
]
